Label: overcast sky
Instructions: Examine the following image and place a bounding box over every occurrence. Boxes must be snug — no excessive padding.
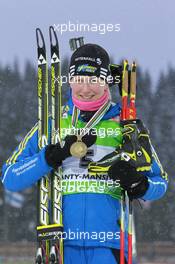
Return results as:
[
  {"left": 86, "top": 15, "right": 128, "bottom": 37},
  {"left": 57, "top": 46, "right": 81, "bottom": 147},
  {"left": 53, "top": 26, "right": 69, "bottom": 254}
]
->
[{"left": 0, "top": 0, "right": 174, "bottom": 88}]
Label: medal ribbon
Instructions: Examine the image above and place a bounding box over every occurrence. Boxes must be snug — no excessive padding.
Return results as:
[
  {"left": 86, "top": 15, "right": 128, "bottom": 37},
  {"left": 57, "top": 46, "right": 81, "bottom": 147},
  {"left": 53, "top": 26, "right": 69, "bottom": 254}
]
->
[{"left": 72, "top": 100, "right": 111, "bottom": 134}]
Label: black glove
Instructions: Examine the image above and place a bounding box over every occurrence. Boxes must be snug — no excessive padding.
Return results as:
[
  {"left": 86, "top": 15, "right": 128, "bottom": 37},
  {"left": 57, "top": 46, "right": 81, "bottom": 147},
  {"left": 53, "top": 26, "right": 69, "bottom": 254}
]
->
[
  {"left": 45, "top": 131, "right": 97, "bottom": 169},
  {"left": 108, "top": 160, "right": 149, "bottom": 199},
  {"left": 45, "top": 135, "right": 76, "bottom": 169}
]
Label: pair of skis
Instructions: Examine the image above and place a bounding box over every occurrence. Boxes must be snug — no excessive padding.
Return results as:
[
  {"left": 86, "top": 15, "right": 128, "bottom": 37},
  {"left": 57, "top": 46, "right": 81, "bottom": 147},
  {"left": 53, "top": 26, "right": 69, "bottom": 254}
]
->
[
  {"left": 120, "top": 60, "right": 137, "bottom": 264},
  {"left": 35, "top": 26, "right": 63, "bottom": 264}
]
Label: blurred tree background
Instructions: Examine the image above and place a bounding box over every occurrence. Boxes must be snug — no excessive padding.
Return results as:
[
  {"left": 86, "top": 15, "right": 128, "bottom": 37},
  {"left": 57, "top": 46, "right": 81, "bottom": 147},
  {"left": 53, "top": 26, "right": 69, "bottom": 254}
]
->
[{"left": 0, "top": 57, "right": 174, "bottom": 246}]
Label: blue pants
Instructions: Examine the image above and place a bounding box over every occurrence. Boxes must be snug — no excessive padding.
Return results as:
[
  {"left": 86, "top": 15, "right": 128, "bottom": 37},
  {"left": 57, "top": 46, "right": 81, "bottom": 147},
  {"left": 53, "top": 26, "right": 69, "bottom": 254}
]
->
[{"left": 64, "top": 246, "right": 125, "bottom": 264}]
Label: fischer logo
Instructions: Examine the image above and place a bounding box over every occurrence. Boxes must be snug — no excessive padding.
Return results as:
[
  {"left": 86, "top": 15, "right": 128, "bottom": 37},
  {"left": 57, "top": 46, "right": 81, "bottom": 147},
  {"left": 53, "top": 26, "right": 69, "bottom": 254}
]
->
[
  {"left": 53, "top": 175, "right": 62, "bottom": 223},
  {"left": 51, "top": 66, "right": 56, "bottom": 96},
  {"left": 38, "top": 68, "right": 42, "bottom": 97},
  {"left": 40, "top": 180, "right": 49, "bottom": 226}
]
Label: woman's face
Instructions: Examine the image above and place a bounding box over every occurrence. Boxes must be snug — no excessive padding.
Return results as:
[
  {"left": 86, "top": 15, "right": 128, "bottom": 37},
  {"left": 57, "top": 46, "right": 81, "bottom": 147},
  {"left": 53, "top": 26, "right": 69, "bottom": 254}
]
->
[{"left": 70, "top": 76, "right": 108, "bottom": 102}]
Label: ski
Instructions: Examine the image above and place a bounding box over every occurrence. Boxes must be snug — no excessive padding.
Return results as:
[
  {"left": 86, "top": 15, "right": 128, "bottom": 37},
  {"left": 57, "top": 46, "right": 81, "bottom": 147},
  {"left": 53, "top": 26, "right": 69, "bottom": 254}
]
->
[
  {"left": 49, "top": 25, "right": 63, "bottom": 264},
  {"left": 36, "top": 27, "right": 50, "bottom": 264}
]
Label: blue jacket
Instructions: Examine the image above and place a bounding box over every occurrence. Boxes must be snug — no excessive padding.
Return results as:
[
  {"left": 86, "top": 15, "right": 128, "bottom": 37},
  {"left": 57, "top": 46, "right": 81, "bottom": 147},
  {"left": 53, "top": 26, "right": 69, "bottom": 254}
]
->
[{"left": 1, "top": 102, "right": 168, "bottom": 249}]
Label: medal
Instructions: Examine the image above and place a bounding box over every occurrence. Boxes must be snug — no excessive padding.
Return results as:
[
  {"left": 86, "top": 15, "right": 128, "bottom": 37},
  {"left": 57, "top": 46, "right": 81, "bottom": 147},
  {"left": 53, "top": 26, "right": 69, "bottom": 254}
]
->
[
  {"left": 70, "top": 135, "right": 87, "bottom": 158},
  {"left": 70, "top": 100, "right": 111, "bottom": 159}
]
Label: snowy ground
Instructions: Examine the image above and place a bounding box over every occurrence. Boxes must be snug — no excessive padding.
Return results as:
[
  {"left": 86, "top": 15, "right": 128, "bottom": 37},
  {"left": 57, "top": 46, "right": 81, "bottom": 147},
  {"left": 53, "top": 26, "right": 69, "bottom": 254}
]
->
[
  {"left": 0, "top": 242, "right": 175, "bottom": 264},
  {"left": 0, "top": 257, "right": 174, "bottom": 263},
  {"left": 0, "top": 256, "right": 175, "bottom": 263},
  {"left": 0, "top": 256, "right": 175, "bottom": 264}
]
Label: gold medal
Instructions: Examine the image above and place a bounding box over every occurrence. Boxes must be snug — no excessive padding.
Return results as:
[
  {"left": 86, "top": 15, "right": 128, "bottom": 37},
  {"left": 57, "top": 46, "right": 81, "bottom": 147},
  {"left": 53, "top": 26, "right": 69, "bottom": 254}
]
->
[
  {"left": 70, "top": 135, "right": 88, "bottom": 158},
  {"left": 70, "top": 102, "right": 111, "bottom": 158}
]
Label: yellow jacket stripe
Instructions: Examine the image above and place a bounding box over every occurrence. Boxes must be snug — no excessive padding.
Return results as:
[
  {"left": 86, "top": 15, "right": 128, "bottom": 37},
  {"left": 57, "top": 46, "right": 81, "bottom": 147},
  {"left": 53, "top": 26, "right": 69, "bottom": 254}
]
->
[{"left": 7, "top": 123, "right": 38, "bottom": 165}]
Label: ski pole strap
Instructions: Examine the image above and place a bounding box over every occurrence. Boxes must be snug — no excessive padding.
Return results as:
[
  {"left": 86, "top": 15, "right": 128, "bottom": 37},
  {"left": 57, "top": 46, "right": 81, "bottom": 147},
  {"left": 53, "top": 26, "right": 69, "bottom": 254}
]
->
[{"left": 72, "top": 100, "right": 111, "bottom": 134}]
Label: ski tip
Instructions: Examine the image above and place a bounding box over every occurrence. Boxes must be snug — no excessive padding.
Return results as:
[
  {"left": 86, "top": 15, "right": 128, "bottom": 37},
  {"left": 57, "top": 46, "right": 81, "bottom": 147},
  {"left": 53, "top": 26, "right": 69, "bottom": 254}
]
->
[
  {"left": 36, "top": 28, "right": 45, "bottom": 49},
  {"left": 49, "top": 25, "right": 58, "bottom": 47}
]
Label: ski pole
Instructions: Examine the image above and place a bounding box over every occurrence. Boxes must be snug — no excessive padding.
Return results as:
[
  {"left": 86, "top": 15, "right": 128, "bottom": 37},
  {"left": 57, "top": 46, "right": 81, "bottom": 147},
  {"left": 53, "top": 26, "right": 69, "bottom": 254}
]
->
[
  {"left": 120, "top": 60, "right": 129, "bottom": 264},
  {"left": 127, "top": 62, "right": 136, "bottom": 264}
]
